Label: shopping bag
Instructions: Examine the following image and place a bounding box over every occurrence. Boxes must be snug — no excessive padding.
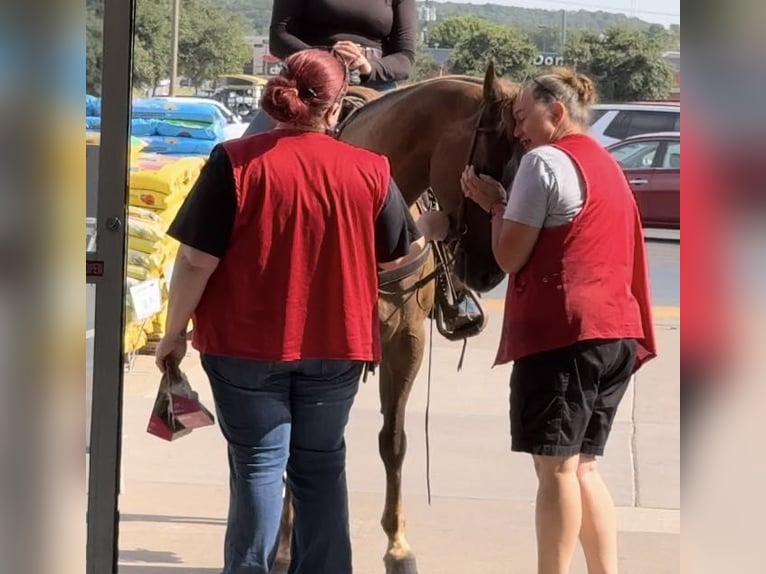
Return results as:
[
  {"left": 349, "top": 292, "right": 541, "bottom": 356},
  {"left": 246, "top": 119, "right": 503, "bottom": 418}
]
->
[{"left": 146, "top": 367, "right": 214, "bottom": 441}]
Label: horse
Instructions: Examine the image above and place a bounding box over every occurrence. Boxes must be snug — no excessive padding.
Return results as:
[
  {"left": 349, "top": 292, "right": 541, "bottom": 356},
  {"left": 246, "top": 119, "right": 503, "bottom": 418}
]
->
[{"left": 273, "top": 64, "right": 522, "bottom": 574}]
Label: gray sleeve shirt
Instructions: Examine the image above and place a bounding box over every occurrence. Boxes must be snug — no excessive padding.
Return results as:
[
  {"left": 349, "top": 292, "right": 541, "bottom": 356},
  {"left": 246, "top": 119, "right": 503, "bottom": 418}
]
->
[{"left": 504, "top": 145, "right": 585, "bottom": 228}]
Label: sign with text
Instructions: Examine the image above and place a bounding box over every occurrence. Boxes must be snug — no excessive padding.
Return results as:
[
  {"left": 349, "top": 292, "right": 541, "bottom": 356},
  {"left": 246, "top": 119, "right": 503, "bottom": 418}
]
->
[
  {"left": 535, "top": 53, "right": 565, "bottom": 67},
  {"left": 129, "top": 279, "right": 163, "bottom": 321}
]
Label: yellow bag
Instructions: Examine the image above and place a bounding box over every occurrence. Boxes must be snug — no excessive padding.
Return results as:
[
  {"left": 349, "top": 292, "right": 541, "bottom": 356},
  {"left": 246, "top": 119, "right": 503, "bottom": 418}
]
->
[
  {"left": 127, "top": 248, "right": 164, "bottom": 272},
  {"left": 127, "top": 217, "right": 164, "bottom": 253},
  {"left": 128, "top": 206, "right": 164, "bottom": 226},
  {"left": 124, "top": 322, "right": 148, "bottom": 354},
  {"left": 127, "top": 264, "right": 159, "bottom": 281},
  {"left": 129, "top": 161, "right": 196, "bottom": 197},
  {"left": 130, "top": 188, "right": 187, "bottom": 211}
]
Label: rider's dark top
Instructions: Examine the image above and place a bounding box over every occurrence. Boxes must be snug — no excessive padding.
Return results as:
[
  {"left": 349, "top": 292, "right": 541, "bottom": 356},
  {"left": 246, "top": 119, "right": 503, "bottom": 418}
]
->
[
  {"left": 269, "top": 0, "right": 417, "bottom": 84},
  {"left": 168, "top": 130, "right": 420, "bottom": 362}
]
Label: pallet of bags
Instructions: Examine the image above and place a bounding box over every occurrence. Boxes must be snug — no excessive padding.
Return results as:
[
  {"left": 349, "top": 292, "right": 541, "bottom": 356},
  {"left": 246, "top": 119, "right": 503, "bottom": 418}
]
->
[
  {"left": 132, "top": 98, "right": 225, "bottom": 125},
  {"left": 139, "top": 136, "right": 218, "bottom": 157},
  {"left": 155, "top": 119, "right": 224, "bottom": 141},
  {"left": 129, "top": 155, "right": 205, "bottom": 211}
]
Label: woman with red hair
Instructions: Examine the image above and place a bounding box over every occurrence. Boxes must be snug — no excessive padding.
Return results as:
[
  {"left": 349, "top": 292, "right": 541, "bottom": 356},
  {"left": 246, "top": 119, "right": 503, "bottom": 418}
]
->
[{"left": 155, "top": 49, "right": 446, "bottom": 574}]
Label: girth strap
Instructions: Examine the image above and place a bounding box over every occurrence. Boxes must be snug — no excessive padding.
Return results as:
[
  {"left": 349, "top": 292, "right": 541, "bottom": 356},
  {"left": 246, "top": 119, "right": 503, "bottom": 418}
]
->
[{"left": 378, "top": 243, "right": 433, "bottom": 288}]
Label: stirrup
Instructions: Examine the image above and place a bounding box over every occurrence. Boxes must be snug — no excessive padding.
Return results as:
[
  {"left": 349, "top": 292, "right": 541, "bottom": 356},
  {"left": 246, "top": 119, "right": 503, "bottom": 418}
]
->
[{"left": 434, "top": 288, "right": 487, "bottom": 341}]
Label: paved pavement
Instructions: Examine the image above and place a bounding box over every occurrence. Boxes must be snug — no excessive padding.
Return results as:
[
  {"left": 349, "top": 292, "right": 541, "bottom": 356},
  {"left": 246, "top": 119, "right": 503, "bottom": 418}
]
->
[{"left": 114, "top": 305, "right": 680, "bottom": 573}]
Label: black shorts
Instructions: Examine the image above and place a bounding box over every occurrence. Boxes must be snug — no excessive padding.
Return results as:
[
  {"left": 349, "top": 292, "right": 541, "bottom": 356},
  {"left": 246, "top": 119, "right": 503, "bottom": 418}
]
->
[{"left": 509, "top": 338, "right": 637, "bottom": 457}]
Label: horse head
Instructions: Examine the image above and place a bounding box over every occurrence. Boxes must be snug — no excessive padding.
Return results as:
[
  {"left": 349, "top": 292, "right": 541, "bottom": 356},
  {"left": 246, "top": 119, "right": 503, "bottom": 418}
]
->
[{"left": 430, "top": 63, "right": 523, "bottom": 293}]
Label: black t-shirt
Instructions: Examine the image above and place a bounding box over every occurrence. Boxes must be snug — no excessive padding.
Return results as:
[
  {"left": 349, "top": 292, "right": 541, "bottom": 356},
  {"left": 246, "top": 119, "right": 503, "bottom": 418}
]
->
[
  {"left": 168, "top": 145, "right": 420, "bottom": 262},
  {"left": 269, "top": 0, "right": 417, "bottom": 83}
]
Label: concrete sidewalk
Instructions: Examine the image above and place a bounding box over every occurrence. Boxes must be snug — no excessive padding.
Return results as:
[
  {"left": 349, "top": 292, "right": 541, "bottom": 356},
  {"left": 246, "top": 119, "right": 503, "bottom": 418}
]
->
[{"left": 116, "top": 308, "right": 680, "bottom": 574}]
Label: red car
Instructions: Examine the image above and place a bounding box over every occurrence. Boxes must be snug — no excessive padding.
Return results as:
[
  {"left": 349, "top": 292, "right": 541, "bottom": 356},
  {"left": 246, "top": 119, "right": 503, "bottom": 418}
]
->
[{"left": 606, "top": 132, "right": 680, "bottom": 229}]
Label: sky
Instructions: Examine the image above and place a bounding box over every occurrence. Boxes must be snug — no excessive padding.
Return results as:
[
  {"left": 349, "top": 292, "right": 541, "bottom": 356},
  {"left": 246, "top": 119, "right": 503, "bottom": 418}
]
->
[{"left": 435, "top": 0, "right": 680, "bottom": 27}]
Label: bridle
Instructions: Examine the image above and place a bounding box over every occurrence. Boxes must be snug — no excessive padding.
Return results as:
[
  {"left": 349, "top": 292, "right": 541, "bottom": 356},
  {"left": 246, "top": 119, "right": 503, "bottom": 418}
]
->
[{"left": 443, "top": 102, "right": 496, "bottom": 264}]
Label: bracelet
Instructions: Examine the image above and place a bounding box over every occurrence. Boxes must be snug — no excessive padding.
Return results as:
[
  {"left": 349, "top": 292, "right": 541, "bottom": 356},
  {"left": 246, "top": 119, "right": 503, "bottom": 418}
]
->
[{"left": 489, "top": 200, "right": 507, "bottom": 219}]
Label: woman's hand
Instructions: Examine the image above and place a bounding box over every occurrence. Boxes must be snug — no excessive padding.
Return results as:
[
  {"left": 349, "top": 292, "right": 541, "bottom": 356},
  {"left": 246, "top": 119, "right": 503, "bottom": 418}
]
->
[
  {"left": 417, "top": 211, "right": 451, "bottom": 242},
  {"left": 155, "top": 331, "right": 187, "bottom": 373},
  {"left": 460, "top": 166, "right": 507, "bottom": 213},
  {"left": 333, "top": 41, "right": 372, "bottom": 76}
]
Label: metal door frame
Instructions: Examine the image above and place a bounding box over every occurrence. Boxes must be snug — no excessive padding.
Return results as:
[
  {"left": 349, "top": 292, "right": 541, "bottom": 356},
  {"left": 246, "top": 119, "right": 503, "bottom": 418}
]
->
[{"left": 86, "top": 0, "right": 135, "bottom": 571}]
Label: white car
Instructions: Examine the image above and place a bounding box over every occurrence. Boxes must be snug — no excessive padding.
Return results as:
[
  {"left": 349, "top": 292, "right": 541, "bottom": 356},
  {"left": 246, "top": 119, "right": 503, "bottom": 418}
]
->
[
  {"left": 589, "top": 102, "right": 680, "bottom": 146},
  {"left": 148, "top": 96, "right": 249, "bottom": 141}
]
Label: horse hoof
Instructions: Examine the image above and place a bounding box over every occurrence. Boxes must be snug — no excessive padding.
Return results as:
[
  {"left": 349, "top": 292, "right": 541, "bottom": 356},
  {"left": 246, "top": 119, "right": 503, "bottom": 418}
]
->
[
  {"left": 384, "top": 554, "right": 418, "bottom": 574},
  {"left": 269, "top": 559, "right": 290, "bottom": 574}
]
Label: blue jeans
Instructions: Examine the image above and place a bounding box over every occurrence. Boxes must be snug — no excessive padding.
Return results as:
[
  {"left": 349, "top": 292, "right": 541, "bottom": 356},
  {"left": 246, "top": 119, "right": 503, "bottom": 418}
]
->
[{"left": 201, "top": 355, "right": 363, "bottom": 574}]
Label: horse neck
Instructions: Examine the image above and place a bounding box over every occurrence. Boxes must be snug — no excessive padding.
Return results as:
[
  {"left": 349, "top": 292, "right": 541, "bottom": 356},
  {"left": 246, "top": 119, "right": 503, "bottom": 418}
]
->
[{"left": 345, "top": 81, "right": 484, "bottom": 205}]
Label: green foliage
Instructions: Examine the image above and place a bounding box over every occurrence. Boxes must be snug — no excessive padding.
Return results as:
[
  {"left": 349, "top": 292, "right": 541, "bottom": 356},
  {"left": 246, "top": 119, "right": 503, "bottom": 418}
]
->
[
  {"left": 449, "top": 22, "right": 537, "bottom": 81},
  {"left": 216, "top": 0, "right": 273, "bottom": 34},
  {"left": 133, "top": 0, "right": 172, "bottom": 91},
  {"left": 178, "top": 0, "right": 252, "bottom": 89},
  {"left": 427, "top": 15, "right": 490, "bottom": 49},
  {"left": 420, "top": 1, "right": 653, "bottom": 35},
  {"left": 564, "top": 26, "right": 675, "bottom": 101},
  {"left": 213, "top": 0, "right": 660, "bottom": 43},
  {"left": 86, "top": 3, "right": 103, "bottom": 94},
  {"left": 529, "top": 26, "right": 562, "bottom": 53},
  {"left": 86, "top": 0, "right": 250, "bottom": 92},
  {"left": 410, "top": 50, "right": 442, "bottom": 82}
]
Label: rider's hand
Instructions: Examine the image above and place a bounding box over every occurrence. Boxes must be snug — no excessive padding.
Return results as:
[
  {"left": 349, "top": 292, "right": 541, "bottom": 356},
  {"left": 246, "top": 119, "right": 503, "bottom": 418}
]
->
[
  {"left": 333, "top": 41, "right": 373, "bottom": 76},
  {"left": 460, "top": 166, "right": 507, "bottom": 213},
  {"left": 155, "top": 331, "right": 187, "bottom": 373},
  {"left": 417, "top": 211, "right": 451, "bottom": 242}
]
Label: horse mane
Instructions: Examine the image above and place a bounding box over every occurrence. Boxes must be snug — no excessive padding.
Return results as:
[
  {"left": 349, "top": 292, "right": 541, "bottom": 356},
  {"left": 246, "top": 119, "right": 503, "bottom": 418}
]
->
[{"left": 348, "top": 74, "right": 511, "bottom": 122}]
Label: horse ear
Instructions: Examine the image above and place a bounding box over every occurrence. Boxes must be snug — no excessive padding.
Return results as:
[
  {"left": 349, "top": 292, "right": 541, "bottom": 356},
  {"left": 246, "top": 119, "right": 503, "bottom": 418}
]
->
[{"left": 482, "top": 61, "right": 502, "bottom": 102}]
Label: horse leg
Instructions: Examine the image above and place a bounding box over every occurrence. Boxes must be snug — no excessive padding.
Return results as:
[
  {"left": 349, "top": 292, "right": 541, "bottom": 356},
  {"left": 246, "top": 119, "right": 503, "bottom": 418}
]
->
[
  {"left": 378, "top": 276, "right": 433, "bottom": 574},
  {"left": 270, "top": 480, "right": 293, "bottom": 574},
  {"left": 378, "top": 322, "right": 428, "bottom": 574}
]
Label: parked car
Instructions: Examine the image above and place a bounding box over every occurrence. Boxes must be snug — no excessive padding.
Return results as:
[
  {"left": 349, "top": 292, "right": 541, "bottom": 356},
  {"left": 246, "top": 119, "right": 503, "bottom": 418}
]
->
[
  {"left": 149, "top": 96, "right": 248, "bottom": 141},
  {"left": 590, "top": 102, "right": 680, "bottom": 146},
  {"left": 606, "top": 132, "right": 680, "bottom": 229}
]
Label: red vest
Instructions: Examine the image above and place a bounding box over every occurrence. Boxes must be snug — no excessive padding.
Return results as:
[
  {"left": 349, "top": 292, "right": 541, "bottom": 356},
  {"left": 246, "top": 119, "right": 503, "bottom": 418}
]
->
[
  {"left": 495, "top": 134, "right": 657, "bottom": 371},
  {"left": 192, "top": 130, "right": 390, "bottom": 362}
]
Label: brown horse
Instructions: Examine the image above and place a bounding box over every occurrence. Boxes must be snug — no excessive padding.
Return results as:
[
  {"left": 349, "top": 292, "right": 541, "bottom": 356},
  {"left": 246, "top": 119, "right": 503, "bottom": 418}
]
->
[{"left": 274, "top": 65, "right": 522, "bottom": 574}]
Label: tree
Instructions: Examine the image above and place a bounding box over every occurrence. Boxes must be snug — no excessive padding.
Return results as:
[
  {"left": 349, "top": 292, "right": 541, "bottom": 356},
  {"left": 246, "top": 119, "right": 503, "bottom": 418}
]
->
[
  {"left": 646, "top": 22, "right": 680, "bottom": 52},
  {"left": 564, "top": 26, "right": 674, "bottom": 101},
  {"left": 410, "top": 50, "right": 442, "bottom": 82},
  {"left": 449, "top": 22, "right": 537, "bottom": 81},
  {"left": 85, "top": 0, "right": 250, "bottom": 94},
  {"left": 86, "top": 3, "right": 104, "bottom": 94},
  {"left": 133, "top": 0, "right": 171, "bottom": 92},
  {"left": 530, "top": 26, "right": 561, "bottom": 53},
  {"left": 178, "top": 0, "right": 252, "bottom": 90},
  {"left": 427, "top": 15, "right": 491, "bottom": 49}
]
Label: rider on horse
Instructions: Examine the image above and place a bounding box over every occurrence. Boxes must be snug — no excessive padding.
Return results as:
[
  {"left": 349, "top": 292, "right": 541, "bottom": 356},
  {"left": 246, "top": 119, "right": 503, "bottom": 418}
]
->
[{"left": 244, "top": 0, "right": 417, "bottom": 137}]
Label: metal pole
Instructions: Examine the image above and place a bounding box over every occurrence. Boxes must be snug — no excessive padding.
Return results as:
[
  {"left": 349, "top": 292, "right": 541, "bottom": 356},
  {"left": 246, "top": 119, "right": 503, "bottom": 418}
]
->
[
  {"left": 86, "top": 0, "right": 134, "bottom": 571},
  {"left": 560, "top": 9, "right": 567, "bottom": 48},
  {"left": 170, "top": 0, "right": 180, "bottom": 95}
]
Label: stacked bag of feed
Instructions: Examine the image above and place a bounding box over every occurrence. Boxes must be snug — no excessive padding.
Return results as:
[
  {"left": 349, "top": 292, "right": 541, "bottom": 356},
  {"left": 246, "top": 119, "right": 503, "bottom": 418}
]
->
[
  {"left": 129, "top": 154, "right": 205, "bottom": 226},
  {"left": 131, "top": 98, "right": 226, "bottom": 156},
  {"left": 86, "top": 95, "right": 226, "bottom": 157},
  {"left": 125, "top": 155, "right": 205, "bottom": 354},
  {"left": 124, "top": 207, "right": 166, "bottom": 355}
]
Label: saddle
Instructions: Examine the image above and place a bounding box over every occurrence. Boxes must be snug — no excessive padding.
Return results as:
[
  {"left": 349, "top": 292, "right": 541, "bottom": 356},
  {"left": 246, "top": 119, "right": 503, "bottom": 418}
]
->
[{"left": 339, "top": 96, "right": 488, "bottom": 346}]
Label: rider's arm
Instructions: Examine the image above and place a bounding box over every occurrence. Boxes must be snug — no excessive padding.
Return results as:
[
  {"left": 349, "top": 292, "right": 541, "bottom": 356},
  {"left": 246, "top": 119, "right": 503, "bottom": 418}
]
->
[
  {"left": 374, "top": 179, "right": 422, "bottom": 268},
  {"left": 269, "top": 0, "right": 311, "bottom": 59},
  {"left": 364, "top": 0, "right": 417, "bottom": 83}
]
